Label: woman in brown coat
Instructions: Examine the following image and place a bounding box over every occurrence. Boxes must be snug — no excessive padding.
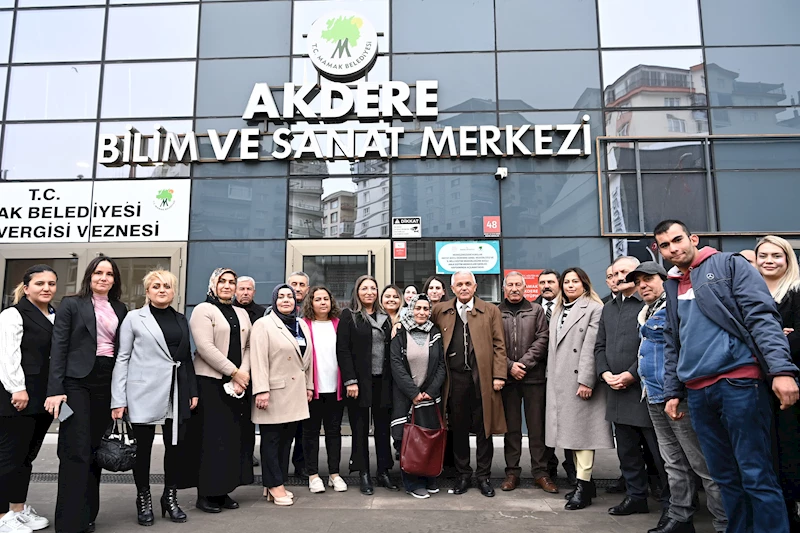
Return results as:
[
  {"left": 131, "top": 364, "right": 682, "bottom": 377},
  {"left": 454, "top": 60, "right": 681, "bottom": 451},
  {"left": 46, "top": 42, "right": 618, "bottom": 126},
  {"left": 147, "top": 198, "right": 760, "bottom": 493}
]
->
[
  {"left": 544, "top": 267, "right": 612, "bottom": 511},
  {"left": 250, "top": 284, "right": 313, "bottom": 507}
]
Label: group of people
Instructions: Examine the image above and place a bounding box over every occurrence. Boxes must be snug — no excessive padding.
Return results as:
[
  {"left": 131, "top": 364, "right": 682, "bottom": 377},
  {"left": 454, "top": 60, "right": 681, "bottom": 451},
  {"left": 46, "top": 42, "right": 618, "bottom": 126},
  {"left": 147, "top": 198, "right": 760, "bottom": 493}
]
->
[{"left": 0, "top": 219, "right": 798, "bottom": 533}]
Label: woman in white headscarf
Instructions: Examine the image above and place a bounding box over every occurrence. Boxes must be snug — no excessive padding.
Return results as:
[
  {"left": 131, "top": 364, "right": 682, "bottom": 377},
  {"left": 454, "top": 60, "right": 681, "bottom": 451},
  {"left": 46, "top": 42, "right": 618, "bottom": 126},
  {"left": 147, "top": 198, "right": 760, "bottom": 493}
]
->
[{"left": 188, "top": 268, "right": 254, "bottom": 513}]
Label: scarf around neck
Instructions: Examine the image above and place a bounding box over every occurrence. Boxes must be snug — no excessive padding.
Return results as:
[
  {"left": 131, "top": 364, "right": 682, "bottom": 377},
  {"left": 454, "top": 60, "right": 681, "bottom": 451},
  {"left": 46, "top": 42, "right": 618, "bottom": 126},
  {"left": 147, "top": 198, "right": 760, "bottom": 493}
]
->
[
  {"left": 272, "top": 283, "right": 298, "bottom": 333},
  {"left": 399, "top": 294, "right": 433, "bottom": 333},
  {"left": 207, "top": 267, "right": 236, "bottom": 305}
]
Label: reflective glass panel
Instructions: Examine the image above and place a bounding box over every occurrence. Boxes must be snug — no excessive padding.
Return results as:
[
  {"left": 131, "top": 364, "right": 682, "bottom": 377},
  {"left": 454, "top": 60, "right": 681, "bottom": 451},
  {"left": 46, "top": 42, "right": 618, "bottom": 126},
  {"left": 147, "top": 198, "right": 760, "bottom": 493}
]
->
[
  {"left": 392, "top": 174, "right": 499, "bottom": 238},
  {"left": 495, "top": 0, "right": 597, "bottom": 50},
  {"left": 193, "top": 117, "right": 289, "bottom": 177},
  {"left": 7, "top": 65, "right": 100, "bottom": 120},
  {"left": 196, "top": 58, "right": 289, "bottom": 117},
  {"left": 717, "top": 171, "right": 799, "bottom": 232},
  {"left": 292, "top": 0, "right": 389, "bottom": 56},
  {"left": 602, "top": 49, "right": 704, "bottom": 108},
  {"left": 502, "top": 238, "right": 612, "bottom": 299},
  {"left": 0, "top": 12, "right": 11, "bottom": 63},
  {"left": 501, "top": 173, "right": 600, "bottom": 237},
  {"left": 705, "top": 47, "right": 800, "bottom": 108},
  {"left": 13, "top": 9, "right": 104, "bottom": 63},
  {"left": 604, "top": 172, "right": 640, "bottom": 232},
  {"left": 392, "top": 53, "right": 496, "bottom": 112},
  {"left": 186, "top": 241, "right": 285, "bottom": 305},
  {"left": 0, "top": 67, "right": 6, "bottom": 116},
  {"left": 392, "top": 0, "right": 494, "bottom": 53},
  {"left": 3, "top": 122, "right": 96, "bottom": 180},
  {"left": 712, "top": 139, "right": 800, "bottom": 170},
  {"left": 102, "top": 62, "right": 196, "bottom": 118},
  {"left": 19, "top": 0, "right": 104, "bottom": 7},
  {"left": 498, "top": 52, "right": 601, "bottom": 110},
  {"left": 701, "top": 0, "right": 800, "bottom": 46},
  {"left": 200, "top": 1, "right": 290, "bottom": 58},
  {"left": 605, "top": 109, "right": 709, "bottom": 137},
  {"left": 96, "top": 119, "right": 193, "bottom": 179},
  {"left": 190, "top": 178, "right": 287, "bottom": 241},
  {"left": 710, "top": 107, "right": 800, "bottom": 134},
  {"left": 106, "top": 6, "right": 199, "bottom": 60},
  {"left": 597, "top": 0, "right": 701, "bottom": 48}
]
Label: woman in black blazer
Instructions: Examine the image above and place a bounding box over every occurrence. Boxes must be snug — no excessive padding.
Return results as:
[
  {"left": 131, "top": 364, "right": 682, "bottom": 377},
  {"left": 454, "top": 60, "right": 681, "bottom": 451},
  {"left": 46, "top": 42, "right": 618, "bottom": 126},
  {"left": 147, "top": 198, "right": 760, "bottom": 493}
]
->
[
  {"left": 44, "top": 257, "right": 127, "bottom": 533},
  {"left": 336, "top": 275, "right": 395, "bottom": 495},
  {"left": 0, "top": 265, "right": 58, "bottom": 532}
]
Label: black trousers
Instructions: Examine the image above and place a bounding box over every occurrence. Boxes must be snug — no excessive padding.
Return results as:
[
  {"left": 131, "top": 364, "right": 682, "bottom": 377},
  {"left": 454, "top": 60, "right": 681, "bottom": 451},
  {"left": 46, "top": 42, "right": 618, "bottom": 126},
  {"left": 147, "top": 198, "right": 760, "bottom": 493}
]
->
[
  {"left": 0, "top": 413, "right": 52, "bottom": 512},
  {"left": 616, "top": 423, "right": 670, "bottom": 505},
  {"left": 130, "top": 421, "right": 178, "bottom": 491},
  {"left": 291, "top": 422, "right": 304, "bottom": 471},
  {"left": 302, "top": 393, "right": 344, "bottom": 476},
  {"left": 449, "top": 370, "right": 493, "bottom": 482},
  {"left": 348, "top": 377, "right": 392, "bottom": 474},
  {"left": 55, "top": 356, "right": 114, "bottom": 533},
  {"left": 259, "top": 422, "right": 297, "bottom": 488}
]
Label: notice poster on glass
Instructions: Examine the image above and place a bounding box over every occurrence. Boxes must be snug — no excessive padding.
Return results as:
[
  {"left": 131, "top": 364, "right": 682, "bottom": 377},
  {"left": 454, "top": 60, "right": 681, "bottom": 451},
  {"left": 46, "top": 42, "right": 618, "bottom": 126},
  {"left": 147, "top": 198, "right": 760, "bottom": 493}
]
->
[{"left": 435, "top": 241, "right": 500, "bottom": 275}]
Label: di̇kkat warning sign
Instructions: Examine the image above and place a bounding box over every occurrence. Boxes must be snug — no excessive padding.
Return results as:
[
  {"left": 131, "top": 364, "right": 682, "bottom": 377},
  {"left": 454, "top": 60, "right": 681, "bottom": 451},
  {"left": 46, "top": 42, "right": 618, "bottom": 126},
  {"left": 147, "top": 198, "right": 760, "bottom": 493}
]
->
[{"left": 0, "top": 180, "right": 191, "bottom": 243}]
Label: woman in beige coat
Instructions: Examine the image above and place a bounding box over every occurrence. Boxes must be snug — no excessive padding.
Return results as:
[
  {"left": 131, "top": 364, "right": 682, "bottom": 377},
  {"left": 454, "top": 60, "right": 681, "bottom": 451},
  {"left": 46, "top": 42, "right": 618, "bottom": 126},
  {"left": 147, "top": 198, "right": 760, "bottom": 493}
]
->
[
  {"left": 544, "top": 267, "right": 612, "bottom": 511},
  {"left": 188, "top": 268, "right": 254, "bottom": 514},
  {"left": 250, "top": 284, "right": 313, "bottom": 506}
]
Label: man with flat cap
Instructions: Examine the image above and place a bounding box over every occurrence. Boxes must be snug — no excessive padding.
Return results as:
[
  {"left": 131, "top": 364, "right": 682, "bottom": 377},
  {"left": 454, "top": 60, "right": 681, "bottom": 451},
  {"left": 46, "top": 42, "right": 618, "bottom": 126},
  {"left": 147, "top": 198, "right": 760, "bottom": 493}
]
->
[{"left": 630, "top": 262, "right": 728, "bottom": 533}]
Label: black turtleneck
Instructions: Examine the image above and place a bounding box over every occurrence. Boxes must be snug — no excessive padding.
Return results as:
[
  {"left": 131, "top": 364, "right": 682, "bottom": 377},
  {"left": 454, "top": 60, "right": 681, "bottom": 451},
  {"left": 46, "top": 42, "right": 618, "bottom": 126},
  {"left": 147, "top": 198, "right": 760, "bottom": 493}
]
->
[
  {"left": 150, "top": 304, "right": 181, "bottom": 359},
  {"left": 504, "top": 298, "right": 526, "bottom": 314}
]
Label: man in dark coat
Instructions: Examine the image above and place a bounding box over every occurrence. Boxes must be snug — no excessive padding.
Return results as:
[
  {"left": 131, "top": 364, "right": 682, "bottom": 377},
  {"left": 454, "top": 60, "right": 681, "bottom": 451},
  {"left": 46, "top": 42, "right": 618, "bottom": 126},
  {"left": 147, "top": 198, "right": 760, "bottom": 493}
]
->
[
  {"left": 233, "top": 276, "right": 267, "bottom": 325},
  {"left": 596, "top": 256, "right": 669, "bottom": 518},
  {"left": 498, "top": 272, "right": 556, "bottom": 493}
]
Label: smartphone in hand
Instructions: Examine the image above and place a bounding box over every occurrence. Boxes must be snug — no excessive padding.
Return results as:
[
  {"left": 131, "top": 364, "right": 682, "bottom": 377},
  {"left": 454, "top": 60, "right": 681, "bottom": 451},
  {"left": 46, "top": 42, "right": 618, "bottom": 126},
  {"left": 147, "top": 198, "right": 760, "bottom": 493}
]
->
[{"left": 57, "top": 402, "right": 74, "bottom": 422}]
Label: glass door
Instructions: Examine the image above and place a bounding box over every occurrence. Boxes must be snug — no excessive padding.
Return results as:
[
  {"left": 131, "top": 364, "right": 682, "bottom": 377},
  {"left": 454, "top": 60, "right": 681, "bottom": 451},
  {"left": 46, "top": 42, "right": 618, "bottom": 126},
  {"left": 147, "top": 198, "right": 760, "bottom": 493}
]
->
[{"left": 286, "top": 240, "right": 391, "bottom": 305}]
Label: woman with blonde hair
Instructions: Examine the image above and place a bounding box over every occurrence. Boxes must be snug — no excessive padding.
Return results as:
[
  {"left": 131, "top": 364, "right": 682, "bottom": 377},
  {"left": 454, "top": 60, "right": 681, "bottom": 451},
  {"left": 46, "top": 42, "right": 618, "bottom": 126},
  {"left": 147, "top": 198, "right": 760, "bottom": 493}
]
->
[
  {"left": 188, "top": 268, "right": 253, "bottom": 514},
  {"left": 755, "top": 235, "right": 800, "bottom": 530},
  {"left": 111, "top": 270, "right": 198, "bottom": 526},
  {"left": 0, "top": 265, "right": 57, "bottom": 533},
  {"left": 544, "top": 267, "right": 611, "bottom": 511}
]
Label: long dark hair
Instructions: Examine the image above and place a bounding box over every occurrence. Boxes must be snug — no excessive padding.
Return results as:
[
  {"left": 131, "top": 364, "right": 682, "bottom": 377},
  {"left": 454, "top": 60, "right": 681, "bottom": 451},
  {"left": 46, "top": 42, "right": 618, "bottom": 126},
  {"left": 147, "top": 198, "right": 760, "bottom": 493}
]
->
[
  {"left": 558, "top": 267, "right": 602, "bottom": 306},
  {"left": 13, "top": 264, "right": 58, "bottom": 305},
  {"left": 349, "top": 275, "right": 383, "bottom": 322},
  {"left": 78, "top": 256, "right": 122, "bottom": 301},
  {"left": 422, "top": 275, "right": 449, "bottom": 302},
  {"left": 301, "top": 285, "right": 341, "bottom": 320}
]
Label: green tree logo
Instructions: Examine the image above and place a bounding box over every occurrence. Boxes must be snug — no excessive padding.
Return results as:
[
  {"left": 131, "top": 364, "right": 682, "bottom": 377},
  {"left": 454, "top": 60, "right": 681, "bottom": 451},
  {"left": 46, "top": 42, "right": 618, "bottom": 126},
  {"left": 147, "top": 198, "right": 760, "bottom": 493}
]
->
[
  {"left": 321, "top": 15, "right": 363, "bottom": 58},
  {"left": 155, "top": 189, "right": 175, "bottom": 209}
]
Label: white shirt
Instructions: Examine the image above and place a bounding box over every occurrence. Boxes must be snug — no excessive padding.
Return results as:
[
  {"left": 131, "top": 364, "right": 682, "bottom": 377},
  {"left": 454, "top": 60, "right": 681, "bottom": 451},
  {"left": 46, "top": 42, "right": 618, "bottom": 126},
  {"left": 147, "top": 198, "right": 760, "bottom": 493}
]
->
[
  {"left": 312, "top": 320, "right": 338, "bottom": 394},
  {"left": 0, "top": 307, "right": 55, "bottom": 394},
  {"left": 542, "top": 298, "right": 555, "bottom": 312},
  {"left": 457, "top": 298, "right": 474, "bottom": 322}
]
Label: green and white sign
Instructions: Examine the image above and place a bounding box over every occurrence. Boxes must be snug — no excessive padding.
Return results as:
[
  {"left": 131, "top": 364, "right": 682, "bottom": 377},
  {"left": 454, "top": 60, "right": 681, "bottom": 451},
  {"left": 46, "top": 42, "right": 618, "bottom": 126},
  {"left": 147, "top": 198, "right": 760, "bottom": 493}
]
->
[{"left": 307, "top": 11, "right": 379, "bottom": 82}]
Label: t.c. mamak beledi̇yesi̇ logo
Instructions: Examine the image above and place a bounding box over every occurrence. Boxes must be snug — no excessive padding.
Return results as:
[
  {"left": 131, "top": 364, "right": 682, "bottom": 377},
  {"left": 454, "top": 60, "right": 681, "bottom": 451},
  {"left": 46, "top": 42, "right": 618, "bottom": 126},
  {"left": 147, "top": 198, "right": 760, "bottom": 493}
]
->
[
  {"left": 154, "top": 188, "right": 175, "bottom": 210},
  {"left": 307, "top": 11, "right": 378, "bottom": 82}
]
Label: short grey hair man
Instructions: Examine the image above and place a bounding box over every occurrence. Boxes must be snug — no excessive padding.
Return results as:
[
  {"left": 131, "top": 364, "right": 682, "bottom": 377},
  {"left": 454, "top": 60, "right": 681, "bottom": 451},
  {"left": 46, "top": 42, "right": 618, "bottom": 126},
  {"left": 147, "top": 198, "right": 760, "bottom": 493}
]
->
[{"left": 450, "top": 270, "right": 476, "bottom": 287}]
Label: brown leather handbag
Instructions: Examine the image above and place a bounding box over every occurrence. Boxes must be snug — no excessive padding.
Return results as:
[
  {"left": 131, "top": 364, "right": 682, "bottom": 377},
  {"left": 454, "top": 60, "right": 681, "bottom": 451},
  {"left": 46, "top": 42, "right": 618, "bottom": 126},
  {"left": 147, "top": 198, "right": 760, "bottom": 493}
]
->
[{"left": 400, "top": 404, "right": 446, "bottom": 477}]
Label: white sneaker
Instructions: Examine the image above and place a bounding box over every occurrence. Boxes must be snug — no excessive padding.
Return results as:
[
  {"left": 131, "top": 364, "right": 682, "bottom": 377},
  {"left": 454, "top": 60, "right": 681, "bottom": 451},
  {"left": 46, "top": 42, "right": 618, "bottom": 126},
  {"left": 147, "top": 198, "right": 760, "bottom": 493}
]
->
[
  {"left": 328, "top": 475, "right": 348, "bottom": 492},
  {"left": 0, "top": 513, "right": 33, "bottom": 533},
  {"left": 17, "top": 506, "right": 49, "bottom": 531},
  {"left": 309, "top": 476, "right": 326, "bottom": 493}
]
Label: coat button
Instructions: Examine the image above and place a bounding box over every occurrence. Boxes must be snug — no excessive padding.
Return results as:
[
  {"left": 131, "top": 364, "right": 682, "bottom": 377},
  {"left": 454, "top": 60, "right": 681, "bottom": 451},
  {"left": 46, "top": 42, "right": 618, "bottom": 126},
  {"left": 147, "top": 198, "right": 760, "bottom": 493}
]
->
[
  {"left": 573, "top": 349, "right": 577, "bottom": 352},
  {"left": 574, "top": 370, "right": 578, "bottom": 374},
  {"left": 580, "top": 328, "right": 584, "bottom": 332}
]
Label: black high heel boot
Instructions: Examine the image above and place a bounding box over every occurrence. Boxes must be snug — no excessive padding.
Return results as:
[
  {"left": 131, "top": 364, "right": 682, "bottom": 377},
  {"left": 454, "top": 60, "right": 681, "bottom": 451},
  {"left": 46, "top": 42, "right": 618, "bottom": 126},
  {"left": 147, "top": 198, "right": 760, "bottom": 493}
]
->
[
  {"left": 160, "top": 486, "right": 187, "bottom": 523},
  {"left": 564, "top": 479, "right": 595, "bottom": 511},
  {"left": 136, "top": 488, "right": 155, "bottom": 526}
]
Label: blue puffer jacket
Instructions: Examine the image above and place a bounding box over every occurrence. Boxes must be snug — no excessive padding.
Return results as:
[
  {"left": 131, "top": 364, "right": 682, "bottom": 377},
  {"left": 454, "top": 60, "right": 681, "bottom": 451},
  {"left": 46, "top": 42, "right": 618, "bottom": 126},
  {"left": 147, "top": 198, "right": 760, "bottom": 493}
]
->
[
  {"left": 637, "top": 305, "right": 668, "bottom": 404},
  {"left": 663, "top": 250, "right": 798, "bottom": 400}
]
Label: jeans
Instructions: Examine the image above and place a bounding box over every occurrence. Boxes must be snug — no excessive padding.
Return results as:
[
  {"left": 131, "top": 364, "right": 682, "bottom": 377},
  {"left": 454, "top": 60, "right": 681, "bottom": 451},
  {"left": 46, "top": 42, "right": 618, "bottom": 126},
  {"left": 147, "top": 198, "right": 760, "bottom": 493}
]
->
[
  {"left": 688, "top": 377, "right": 788, "bottom": 533},
  {"left": 648, "top": 402, "right": 728, "bottom": 531}
]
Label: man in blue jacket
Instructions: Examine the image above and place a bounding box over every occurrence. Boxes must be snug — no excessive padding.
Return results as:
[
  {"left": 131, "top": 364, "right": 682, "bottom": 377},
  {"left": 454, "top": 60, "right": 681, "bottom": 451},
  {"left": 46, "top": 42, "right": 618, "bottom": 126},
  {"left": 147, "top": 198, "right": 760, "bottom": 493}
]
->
[{"left": 654, "top": 219, "right": 799, "bottom": 533}]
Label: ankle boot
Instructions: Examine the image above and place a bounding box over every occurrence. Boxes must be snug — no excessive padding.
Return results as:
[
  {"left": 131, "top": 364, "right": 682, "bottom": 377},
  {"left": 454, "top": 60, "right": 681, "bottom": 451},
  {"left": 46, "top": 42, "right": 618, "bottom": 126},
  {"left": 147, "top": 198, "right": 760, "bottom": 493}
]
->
[
  {"left": 136, "top": 488, "right": 155, "bottom": 526},
  {"left": 160, "top": 486, "right": 187, "bottom": 523},
  {"left": 564, "top": 479, "right": 595, "bottom": 511}
]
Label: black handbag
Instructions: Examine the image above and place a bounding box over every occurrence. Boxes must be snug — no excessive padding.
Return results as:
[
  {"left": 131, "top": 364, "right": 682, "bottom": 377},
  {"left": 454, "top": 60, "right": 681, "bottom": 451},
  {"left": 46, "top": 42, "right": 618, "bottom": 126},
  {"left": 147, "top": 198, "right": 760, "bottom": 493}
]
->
[{"left": 96, "top": 418, "right": 138, "bottom": 472}]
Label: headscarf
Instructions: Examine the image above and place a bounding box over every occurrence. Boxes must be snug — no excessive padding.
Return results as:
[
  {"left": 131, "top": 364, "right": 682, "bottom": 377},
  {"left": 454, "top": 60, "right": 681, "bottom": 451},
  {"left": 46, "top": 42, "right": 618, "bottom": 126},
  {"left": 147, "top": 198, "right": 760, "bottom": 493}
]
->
[
  {"left": 272, "top": 283, "right": 298, "bottom": 332},
  {"left": 207, "top": 267, "right": 237, "bottom": 304},
  {"left": 400, "top": 294, "right": 433, "bottom": 333}
]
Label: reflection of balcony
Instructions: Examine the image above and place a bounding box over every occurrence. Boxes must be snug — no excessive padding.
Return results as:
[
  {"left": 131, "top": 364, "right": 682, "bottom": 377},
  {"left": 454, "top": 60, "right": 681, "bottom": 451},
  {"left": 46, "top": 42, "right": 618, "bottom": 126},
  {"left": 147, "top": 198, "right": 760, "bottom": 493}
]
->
[
  {"left": 289, "top": 180, "right": 323, "bottom": 194},
  {"left": 289, "top": 201, "right": 322, "bottom": 214},
  {"left": 605, "top": 68, "right": 692, "bottom": 105}
]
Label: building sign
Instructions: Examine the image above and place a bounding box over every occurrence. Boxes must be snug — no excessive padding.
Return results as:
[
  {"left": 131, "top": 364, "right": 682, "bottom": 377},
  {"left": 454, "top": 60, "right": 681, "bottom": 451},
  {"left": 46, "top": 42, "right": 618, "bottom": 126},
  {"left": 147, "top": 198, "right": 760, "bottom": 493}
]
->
[
  {"left": 307, "top": 11, "right": 379, "bottom": 82},
  {"left": 96, "top": 11, "right": 593, "bottom": 167},
  {"left": 483, "top": 216, "right": 501, "bottom": 237},
  {"left": 0, "top": 180, "right": 191, "bottom": 244},
  {"left": 504, "top": 269, "right": 544, "bottom": 301},
  {"left": 436, "top": 241, "right": 500, "bottom": 275},
  {"left": 392, "top": 216, "right": 421, "bottom": 238},
  {"left": 393, "top": 241, "right": 407, "bottom": 260}
]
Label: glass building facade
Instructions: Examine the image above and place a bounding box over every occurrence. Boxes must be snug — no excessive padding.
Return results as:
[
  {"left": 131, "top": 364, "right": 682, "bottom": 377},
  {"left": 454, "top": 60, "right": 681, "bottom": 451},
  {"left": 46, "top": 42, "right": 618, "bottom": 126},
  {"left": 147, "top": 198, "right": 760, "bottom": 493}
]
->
[{"left": 0, "top": 0, "right": 799, "bottom": 311}]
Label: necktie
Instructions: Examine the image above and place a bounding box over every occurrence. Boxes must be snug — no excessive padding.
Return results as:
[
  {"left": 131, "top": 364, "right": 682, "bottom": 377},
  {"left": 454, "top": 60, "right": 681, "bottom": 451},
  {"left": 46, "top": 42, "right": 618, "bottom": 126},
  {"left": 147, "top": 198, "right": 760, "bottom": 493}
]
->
[
  {"left": 459, "top": 304, "right": 468, "bottom": 323},
  {"left": 545, "top": 301, "right": 552, "bottom": 322}
]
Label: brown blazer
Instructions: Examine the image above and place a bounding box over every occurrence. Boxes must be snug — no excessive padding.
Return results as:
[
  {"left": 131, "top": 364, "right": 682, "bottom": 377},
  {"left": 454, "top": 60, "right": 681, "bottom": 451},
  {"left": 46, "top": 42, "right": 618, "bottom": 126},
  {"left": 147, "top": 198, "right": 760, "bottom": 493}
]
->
[
  {"left": 249, "top": 312, "right": 314, "bottom": 425},
  {"left": 432, "top": 296, "right": 508, "bottom": 437},
  {"left": 189, "top": 302, "right": 251, "bottom": 380}
]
